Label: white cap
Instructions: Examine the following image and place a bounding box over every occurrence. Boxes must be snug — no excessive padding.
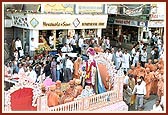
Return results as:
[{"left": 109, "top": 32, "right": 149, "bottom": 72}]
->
[{"left": 137, "top": 79, "right": 141, "bottom": 82}]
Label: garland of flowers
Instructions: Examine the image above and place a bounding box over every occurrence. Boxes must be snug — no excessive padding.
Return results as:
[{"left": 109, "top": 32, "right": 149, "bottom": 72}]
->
[
  {"left": 94, "top": 53, "right": 118, "bottom": 89},
  {"left": 85, "top": 61, "right": 94, "bottom": 79}
]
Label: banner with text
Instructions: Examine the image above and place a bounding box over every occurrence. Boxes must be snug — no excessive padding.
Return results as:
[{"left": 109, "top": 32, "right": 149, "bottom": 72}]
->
[
  {"left": 43, "top": 4, "right": 74, "bottom": 14},
  {"left": 12, "top": 14, "right": 108, "bottom": 30},
  {"left": 78, "top": 4, "right": 104, "bottom": 14}
]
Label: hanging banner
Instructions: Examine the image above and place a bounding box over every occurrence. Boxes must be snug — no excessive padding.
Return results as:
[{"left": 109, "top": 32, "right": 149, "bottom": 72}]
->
[
  {"left": 148, "top": 21, "right": 164, "bottom": 27},
  {"left": 12, "top": 15, "right": 29, "bottom": 28},
  {"left": 150, "top": 14, "right": 164, "bottom": 20},
  {"left": 44, "top": 4, "right": 74, "bottom": 14},
  {"left": 107, "top": 4, "right": 118, "bottom": 14},
  {"left": 11, "top": 14, "right": 108, "bottom": 30},
  {"left": 114, "top": 19, "right": 130, "bottom": 26},
  {"left": 78, "top": 4, "right": 103, "bottom": 14},
  {"left": 125, "top": 5, "right": 143, "bottom": 16},
  {"left": 130, "top": 20, "right": 138, "bottom": 26}
]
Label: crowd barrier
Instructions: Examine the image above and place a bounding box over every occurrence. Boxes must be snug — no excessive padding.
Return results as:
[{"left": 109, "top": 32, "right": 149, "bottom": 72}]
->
[{"left": 37, "top": 76, "right": 126, "bottom": 112}]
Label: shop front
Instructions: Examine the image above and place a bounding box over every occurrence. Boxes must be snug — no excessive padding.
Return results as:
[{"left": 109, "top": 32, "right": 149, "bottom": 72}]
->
[
  {"left": 11, "top": 14, "right": 108, "bottom": 54},
  {"left": 148, "top": 13, "right": 164, "bottom": 38},
  {"left": 104, "top": 17, "right": 146, "bottom": 43}
]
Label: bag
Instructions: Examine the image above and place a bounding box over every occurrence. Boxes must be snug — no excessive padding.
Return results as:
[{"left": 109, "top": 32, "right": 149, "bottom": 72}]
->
[{"left": 17, "top": 47, "right": 22, "bottom": 50}]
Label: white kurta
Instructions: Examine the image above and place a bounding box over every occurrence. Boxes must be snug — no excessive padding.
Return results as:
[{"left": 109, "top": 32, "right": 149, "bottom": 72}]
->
[
  {"left": 133, "top": 51, "right": 140, "bottom": 66},
  {"left": 122, "top": 53, "right": 131, "bottom": 69},
  {"left": 115, "top": 51, "right": 123, "bottom": 69}
]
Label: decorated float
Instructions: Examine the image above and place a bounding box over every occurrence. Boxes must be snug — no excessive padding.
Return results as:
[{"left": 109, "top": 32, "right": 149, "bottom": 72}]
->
[
  {"left": 4, "top": 47, "right": 128, "bottom": 112},
  {"left": 34, "top": 35, "right": 61, "bottom": 59}
]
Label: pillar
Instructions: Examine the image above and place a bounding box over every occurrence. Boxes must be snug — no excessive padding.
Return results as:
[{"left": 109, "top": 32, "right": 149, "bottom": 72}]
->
[
  {"left": 138, "top": 27, "right": 142, "bottom": 41},
  {"left": 97, "top": 28, "right": 102, "bottom": 38},
  {"left": 75, "top": 4, "right": 79, "bottom": 14},
  {"left": 118, "top": 25, "right": 122, "bottom": 36},
  {"left": 81, "top": 29, "right": 85, "bottom": 37},
  {"left": 40, "top": 3, "right": 45, "bottom": 13},
  {"left": 103, "top": 4, "right": 108, "bottom": 14},
  {"left": 29, "top": 29, "right": 39, "bottom": 52}
]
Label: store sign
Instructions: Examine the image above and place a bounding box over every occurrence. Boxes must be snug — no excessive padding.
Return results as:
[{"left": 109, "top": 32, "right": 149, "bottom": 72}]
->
[
  {"left": 150, "top": 14, "right": 164, "bottom": 20},
  {"left": 44, "top": 4, "right": 74, "bottom": 14},
  {"left": 78, "top": 4, "right": 103, "bottom": 13},
  {"left": 114, "top": 19, "right": 130, "bottom": 26},
  {"left": 25, "top": 14, "right": 107, "bottom": 29},
  {"left": 125, "top": 7, "right": 143, "bottom": 16},
  {"left": 130, "top": 20, "right": 138, "bottom": 26},
  {"left": 107, "top": 4, "right": 118, "bottom": 14},
  {"left": 12, "top": 15, "right": 29, "bottom": 28},
  {"left": 148, "top": 21, "right": 164, "bottom": 27},
  {"left": 107, "top": 17, "right": 114, "bottom": 24}
]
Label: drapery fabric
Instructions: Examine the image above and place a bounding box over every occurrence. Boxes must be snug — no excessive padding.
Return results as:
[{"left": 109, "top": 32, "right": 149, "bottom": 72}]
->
[{"left": 10, "top": 88, "right": 37, "bottom": 111}]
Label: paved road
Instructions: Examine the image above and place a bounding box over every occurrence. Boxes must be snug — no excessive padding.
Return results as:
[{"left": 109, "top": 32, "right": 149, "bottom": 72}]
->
[{"left": 129, "top": 95, "right": 157, "bottom": 111}]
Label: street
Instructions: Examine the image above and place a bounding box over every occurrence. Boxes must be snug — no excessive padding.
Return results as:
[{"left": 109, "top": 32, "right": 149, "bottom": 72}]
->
[{"left": 129, "top": 95, "right": 157, "bottom": 111}]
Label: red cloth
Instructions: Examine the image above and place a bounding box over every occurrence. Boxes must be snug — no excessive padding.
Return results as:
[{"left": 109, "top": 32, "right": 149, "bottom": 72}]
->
[{"left": 10, "top": 88, "right": 37, "bottom": 111}]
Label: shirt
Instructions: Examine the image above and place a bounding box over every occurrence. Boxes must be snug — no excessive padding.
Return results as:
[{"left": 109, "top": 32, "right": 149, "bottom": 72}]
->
[
  {"left": 61, "top": 46, "right": 68, "bottom": 52},
  {"left": 66, "top": 59, "right": 73, "bottom": 72},
  {"left": 30, "top": 40, "right": 38, "bottom": 51},
  {"left": 132, "top": 83, "right": 146, "bottom": 95},
  {"left": 49, "top": 36, "right": 54, "bottom": 45},
  {"left": 152, "top": 104, "right": 163, "bottom": 111},
  {"left": 141, "top": 50, "right": 147, "bottom": 62},
  {"left": 66, "top": 38, "right": 72, "bottom": 45},
  {"left": 131, "top": 48, "right": 136, "bottom": 57},
  {"left": 28, "top": 70, "right": 37, "bottom": 83},
  {"left": 70, "top": 39, "right": 76, "bottom": 45},
  {"left": 15, "top": 40, "right": 22, "bottom": 49},
  {"left": 124, "top": 75, "right": 129, "bottom": 85},
  {"left": 78, "top": 38, "right": 84, "bottom": 48},
  {"left": 141, "top": 81, "right": 146, "bottom": 87}
]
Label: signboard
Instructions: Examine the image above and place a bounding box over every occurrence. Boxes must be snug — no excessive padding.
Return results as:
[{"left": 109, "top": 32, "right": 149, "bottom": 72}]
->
[
  {"left": 44, "top": 4, "right": 74, "bottom": 14},
  {"left": 150, "top": 14, "right": 164, "bottom": 20},
  {"left": 12, "top": 15, "right": 29, "bottom": 28},
  {"left": 78, "top": 4, "right": 103, "bottom": 14},
  {"left": 114, "top": 19, "right": 130, "bottom": 26},
  {"left": 125, "top": 6, "right": 143, "bottom": 16},
  {"left": 12, "top": 14, "right": 108, "bottom": 30},
  {"left": 148, "top": 21, "right": 164, "bottom": 27},
  {"left": 107, "top": 4, "right": 118, "bottom": 14},
  {"left": 108, "top": 17, "right": 114, "bottom": 24},
  {"left": 130, "top": 20, "right": 138, "bottom": 26},
  {"left": 113, "top": 19, "right": 139, "bottom": 27}
]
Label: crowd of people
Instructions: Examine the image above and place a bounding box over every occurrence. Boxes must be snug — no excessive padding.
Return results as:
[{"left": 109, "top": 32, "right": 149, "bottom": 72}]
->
[{"left": 4, "top": 32, "right": 165, "bottom": 111}]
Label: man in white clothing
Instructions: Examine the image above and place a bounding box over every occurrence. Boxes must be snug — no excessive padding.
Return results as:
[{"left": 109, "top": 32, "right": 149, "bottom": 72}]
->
[
  {"left": 78, "top": 36, "right": 84, "bottom": 54},
  {"left": 71, "top": 36, "right": 77, "bottom": 52},
  {"left": 15, "top": 37, "right": 22, "bottom": 58},
  {"left": 65, "top": 56, "right": 74, "bottom": 81},
  {"left": 30, "top": 38, "right": 38, "bottom": 57},
  {"left": 94, "top": 35, "right": 99, "bottom": 45},
  {"left": 151, "top": 99, "right": 163, "bottom": 111},
  {"left": 28, "top": 66, "right": 37, "bottom": 83},
  {"left": 131, "top": 46, "right": 136, "bottom": 65},
  {"left": 115, "top": 48, "right": 123, "bottom": 70},
  {"left": 61, "top": 43, "right": 68, "bottom": 53},
  {"left": 66, "top": 36, "right": 72, "bottom": 45},
  {"left": 122, "top": 50, "right": 131, "bottom": 72},
  {"left": 140, "top": 48, "right": 147, "bottom": 67},
  {"left": 123, "top": 71, "right": 129, "bottom": 85},
  {"left": 132, "top": 79, "right": 146, "bottom": 111}
]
